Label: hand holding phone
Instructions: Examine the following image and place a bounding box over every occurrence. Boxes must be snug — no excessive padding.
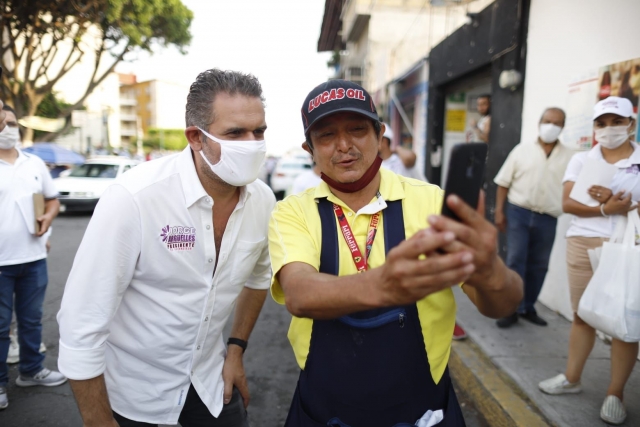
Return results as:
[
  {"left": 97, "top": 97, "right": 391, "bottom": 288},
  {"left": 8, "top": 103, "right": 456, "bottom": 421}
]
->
[{"left": 441, "top": 143, "right": 488, "bottom": 220}]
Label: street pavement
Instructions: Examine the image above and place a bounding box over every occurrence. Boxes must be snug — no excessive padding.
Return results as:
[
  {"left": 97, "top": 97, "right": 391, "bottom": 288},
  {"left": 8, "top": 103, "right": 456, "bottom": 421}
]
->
[{"left": 0, "top": 214, "right": 486, "bottom": 427}]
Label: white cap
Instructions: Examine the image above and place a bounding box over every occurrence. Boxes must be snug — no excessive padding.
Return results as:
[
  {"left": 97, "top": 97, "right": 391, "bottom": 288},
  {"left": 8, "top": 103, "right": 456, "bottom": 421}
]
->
[
  {"left": 383, "top": 123, "right": 393, "bottom": 140},
  {"left": 593, "top": 96, "right": 635, "bottom": 120}
]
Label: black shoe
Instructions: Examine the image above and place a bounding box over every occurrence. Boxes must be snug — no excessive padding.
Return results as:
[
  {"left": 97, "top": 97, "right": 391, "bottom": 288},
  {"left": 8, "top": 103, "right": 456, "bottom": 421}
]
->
[
  {"left": 519, "top": 311, "right": 548, "bottom": 326},
  {"left": 496, "top": 313, "right": 518, "bottom": 328}
]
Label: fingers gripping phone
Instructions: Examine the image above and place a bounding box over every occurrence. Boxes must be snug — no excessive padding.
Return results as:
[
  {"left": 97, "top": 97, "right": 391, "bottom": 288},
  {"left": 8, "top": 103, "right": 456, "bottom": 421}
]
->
[{"left": 441, "top": 143, "right": 488, "bottom": 221}]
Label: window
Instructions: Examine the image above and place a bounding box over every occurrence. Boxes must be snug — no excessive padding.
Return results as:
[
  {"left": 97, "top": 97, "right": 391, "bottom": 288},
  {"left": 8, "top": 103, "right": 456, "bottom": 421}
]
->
[{"left": 69, "top": 164, "right": 119, "bottom": 179}]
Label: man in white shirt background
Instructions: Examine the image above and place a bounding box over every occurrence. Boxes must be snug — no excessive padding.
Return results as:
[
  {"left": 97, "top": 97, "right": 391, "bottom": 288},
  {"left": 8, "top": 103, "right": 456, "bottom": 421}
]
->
[
  {"left": 0, "top": 103, "right": 66, "bottom": 411},
  {"left": 58, "top": 69, "right": 276, "bottom": 427},
  {"left": 471, "top": 94, "right": 491, "bottom": 143},
  {"left": 493, "top": 107, "right": 574, "bottom": 328},
  {"left": 378, "top": 124, "right": 426, "bottom": 181},
  {"left": 289, "top": 160, "right": 322, "bottom": 196}
]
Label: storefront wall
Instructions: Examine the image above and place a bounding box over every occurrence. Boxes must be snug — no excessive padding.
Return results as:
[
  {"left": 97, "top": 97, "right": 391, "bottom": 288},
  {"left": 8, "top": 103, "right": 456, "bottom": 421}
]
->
[{"left": 523, "top": 0, "right": 640, "bottom": 320}]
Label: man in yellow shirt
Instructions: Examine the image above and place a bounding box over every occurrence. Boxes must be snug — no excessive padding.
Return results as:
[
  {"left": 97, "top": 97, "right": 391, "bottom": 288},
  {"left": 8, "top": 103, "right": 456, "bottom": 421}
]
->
[{"left": 269, "top": 80, "right": 523, "bottom": 427}]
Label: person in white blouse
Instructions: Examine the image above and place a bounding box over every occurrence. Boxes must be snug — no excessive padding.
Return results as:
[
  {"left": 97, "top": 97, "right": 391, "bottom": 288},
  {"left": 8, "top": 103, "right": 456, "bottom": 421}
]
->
[
  {"left": 57, "top": 69, "right": 276, "bottom": 427},
  {"left": 539, "top": 97, "right": 639, "bottom": 425}
]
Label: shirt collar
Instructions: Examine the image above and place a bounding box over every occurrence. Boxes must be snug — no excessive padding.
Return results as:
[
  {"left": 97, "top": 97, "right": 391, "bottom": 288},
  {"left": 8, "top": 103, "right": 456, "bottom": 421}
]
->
[
  {"left": 587, "top": 142, "right": 640, "bottom": 168},
  {"left": 0, "top": 148, "right": 27, "bottom": 166},
  {"left": 313, "top": 167, "right": 406, "bottom": 205},
  {"left": 177, "top": 147, "right": 252, "bottom": 208}
]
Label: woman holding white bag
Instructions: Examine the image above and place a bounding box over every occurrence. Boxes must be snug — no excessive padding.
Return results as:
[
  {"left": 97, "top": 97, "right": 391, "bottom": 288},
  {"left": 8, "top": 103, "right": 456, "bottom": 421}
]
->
[{"left": 539, "top": 96, "right": 639, "bottom": 425}]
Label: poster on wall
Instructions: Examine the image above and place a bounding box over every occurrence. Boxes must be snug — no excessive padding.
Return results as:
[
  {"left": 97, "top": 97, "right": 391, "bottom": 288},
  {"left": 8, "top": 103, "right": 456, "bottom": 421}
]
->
[
  {"left": 565, "top": 58, "right": 640, "bottom": 150},
  {"left": 597, "top": 58, "right": 640, "bottom": 141},
  {"left": 564, "top": 70, "right": 600, "bottom": 150}
]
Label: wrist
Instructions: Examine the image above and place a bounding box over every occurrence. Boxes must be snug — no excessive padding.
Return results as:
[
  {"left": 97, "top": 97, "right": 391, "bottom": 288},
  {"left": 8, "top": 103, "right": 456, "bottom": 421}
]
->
[
  {"left": 227, "top": 337, "right": 247, "bottom": 354},
  {"left": 469, "top": 256, "right": 506, "bottom": 292},
  {"left": 600, "top": 203, "right": 609, "bottom": 217}
]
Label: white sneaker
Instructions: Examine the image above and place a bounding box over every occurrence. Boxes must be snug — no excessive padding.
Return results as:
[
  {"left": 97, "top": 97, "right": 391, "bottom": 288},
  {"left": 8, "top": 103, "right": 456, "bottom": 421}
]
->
[
  {"left": 15, "top": 368, "right": 67, "bottom": 387},
  {"left": 0, "top": 386, "right": 7, "bottom": 410},
  {"left": 6, "top": 335, "right": 19, "bottom": 364},
  {"left": 601, "top": 395, "right": 627, "bottom": 425},
  {"left": 538, "top": 373, "right": 582, "bottom": 395},
  {"left": 6, "top": 341, "right": 47, "bottom": 365}
]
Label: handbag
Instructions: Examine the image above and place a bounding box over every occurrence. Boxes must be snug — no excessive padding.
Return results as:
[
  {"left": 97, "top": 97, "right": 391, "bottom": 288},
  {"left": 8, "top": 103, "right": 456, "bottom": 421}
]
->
[{"left": 578, "top": 210, "right": 640, "bottom": 342}]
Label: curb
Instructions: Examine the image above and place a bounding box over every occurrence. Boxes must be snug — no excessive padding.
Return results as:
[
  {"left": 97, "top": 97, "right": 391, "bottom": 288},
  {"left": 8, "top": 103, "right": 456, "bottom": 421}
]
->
[{"left": 449, "top": 339, "right": 553, "bottom": 427}]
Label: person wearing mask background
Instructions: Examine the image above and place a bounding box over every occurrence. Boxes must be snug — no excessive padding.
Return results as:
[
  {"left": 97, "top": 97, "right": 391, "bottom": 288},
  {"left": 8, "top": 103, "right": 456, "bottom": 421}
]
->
[
  {"left": 471, "top": 94, "right": 491, "bottom": 143},
  {"left": 378, "top": 124, "right": 426, "bottom": 181},
  {"left": 58, "top": 69, "right": 276, "bottom": 427},
  {"left": 0, "top": 103, "right": 65, "bottom": 411},
  {"left": 493, "top": 108, "right": 574, "bottom": 328},
  {"left": 539, "top": 97, "right": 639, "bottom": 426}
]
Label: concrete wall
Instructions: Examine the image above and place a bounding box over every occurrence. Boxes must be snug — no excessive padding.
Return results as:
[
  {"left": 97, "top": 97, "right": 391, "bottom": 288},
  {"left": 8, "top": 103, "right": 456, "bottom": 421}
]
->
[{"left": 522, "top": 0, "right": 640, "bottom": 319}]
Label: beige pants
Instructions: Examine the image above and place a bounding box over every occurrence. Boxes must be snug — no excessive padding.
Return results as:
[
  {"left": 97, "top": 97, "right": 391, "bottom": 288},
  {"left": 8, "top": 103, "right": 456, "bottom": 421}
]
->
[{"left": 566, "top": 236, "right": 608, "bottom": 313}]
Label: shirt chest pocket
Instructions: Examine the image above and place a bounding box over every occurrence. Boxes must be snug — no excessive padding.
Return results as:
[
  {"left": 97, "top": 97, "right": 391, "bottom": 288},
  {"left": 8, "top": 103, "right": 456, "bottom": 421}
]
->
[
  {"left": 15, "top": 174, "right": 44, "bottom": 195},
  {"left": 230, "top": 239, "right": 264, "bottom": 285}
]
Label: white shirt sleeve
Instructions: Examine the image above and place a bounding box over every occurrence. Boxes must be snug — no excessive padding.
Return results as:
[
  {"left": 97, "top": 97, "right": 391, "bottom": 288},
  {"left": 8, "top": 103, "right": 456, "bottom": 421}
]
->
[
  {"left": 244, "top": 194, "right": 276, "bottom": 290},
  {"left": 493, "top": 145, "right": 519, "bottom": 188},
  {"left": 57, "top": 184, "right": 142, "bottom": 380},
  {"left": 562, "top": 152, "right": 586, "bottom": 183}
]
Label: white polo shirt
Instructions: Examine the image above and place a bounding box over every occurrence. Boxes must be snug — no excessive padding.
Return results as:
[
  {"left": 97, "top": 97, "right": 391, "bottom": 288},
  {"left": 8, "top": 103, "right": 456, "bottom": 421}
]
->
[
  {"left": 564, "top": 143, "right": 640, "bottom": 238},
  {"left": 0, "top": 148, "right": 58, "bottom": 266},
  {"left": 494, "top": 140, "right": 575, "bottom": 217},
  {"left": 57, "top": 147, "right": 276, "bottom": 424}
]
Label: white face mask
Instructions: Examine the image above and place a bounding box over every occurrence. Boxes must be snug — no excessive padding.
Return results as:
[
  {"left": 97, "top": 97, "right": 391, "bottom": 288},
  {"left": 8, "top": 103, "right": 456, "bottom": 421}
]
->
[
  {"left": 595, "top": 124, "right": 632, "bottom": 149},
  {"left": 0, "top": 126, "right": 20, "bottom": 150},
  {"left": 539, "top": 123, "right": 563, "bottom": 143},
  {"left": 197, "top": 127, "right": 266, "bottom": 187}
]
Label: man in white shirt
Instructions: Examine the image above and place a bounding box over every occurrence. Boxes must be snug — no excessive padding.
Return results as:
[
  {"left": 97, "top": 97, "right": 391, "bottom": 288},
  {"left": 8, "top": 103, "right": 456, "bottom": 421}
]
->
[
  {"left": 471, "top": 94, "right": 491, "bottom": 143},
  {"left": 0, "top": 104, "right": 66, "bottom": 411},
  {"left": 289, "top": 161, "right": 321, "bottom": 195},
  {"left": 493, "top": 107, "right": 574, "bottom": 328},
  {"left": 58, "top": 69, "right": 276, "bottom": 427},
  {"left": 379, "top": 124, "right": 426, "bottom": 181}
]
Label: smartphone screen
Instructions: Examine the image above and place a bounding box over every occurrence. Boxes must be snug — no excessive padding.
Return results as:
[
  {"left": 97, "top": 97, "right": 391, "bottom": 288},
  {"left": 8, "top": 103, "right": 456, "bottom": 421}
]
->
[{"left": 441, "top": 143, "right": 488, "bottom": 221}]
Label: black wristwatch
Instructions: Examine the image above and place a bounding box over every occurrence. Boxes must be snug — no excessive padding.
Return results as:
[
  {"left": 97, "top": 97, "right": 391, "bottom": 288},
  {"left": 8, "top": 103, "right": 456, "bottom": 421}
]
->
[{"left": 227, "top": 337, "right": 248, "bottom": 353}]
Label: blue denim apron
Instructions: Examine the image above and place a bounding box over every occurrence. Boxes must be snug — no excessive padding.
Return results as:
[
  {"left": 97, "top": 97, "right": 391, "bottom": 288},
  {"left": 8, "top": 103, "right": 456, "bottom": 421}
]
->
[{"left": 284, "top": 198, "right": 466, "bottom": 427}]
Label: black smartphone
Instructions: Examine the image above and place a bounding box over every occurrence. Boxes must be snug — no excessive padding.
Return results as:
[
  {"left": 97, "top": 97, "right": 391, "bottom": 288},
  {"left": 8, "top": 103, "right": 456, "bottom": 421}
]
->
[{"left": 441, "top": 143, "right": 488, "bottom": 220}]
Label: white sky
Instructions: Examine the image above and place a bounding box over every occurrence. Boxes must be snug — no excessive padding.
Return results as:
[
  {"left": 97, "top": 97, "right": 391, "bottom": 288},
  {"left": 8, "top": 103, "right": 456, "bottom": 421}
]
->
[{"left": 117, "top": 0, "right": 332, "bottom": 155}]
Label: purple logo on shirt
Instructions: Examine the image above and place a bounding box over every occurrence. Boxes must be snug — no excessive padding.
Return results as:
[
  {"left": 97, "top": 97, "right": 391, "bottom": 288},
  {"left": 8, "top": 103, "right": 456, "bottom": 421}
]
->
[
  {"left": 161, "top": 225, "right": 196, "bottom": 251},
  {"left": 625, "top": 164, "right": 640, "bottom": 175}
]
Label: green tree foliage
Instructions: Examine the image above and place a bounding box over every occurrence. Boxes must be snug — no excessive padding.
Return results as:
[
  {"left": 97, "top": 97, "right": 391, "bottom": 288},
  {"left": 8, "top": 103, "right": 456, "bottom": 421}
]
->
[
  {"left": 143, "top": 128, "right": 188, "bottom": 151},
  {"left": 1, "top": 0, "right": 193, "bottom": 141}
]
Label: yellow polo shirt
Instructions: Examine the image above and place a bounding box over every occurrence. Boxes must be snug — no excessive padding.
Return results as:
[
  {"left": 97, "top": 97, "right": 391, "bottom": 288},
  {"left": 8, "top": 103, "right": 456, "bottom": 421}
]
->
[{"left": 269, "top": 168, "right": 456, "bottom": 384}]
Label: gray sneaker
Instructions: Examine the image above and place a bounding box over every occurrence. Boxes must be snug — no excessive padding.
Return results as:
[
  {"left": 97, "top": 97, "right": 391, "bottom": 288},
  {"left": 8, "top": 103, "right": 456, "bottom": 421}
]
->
[
  {"left": 0, "top": 386, "right": 7, "bottom": 410},
  {"left": 16, "top": 368, "right": 67, "bottom": 387}
]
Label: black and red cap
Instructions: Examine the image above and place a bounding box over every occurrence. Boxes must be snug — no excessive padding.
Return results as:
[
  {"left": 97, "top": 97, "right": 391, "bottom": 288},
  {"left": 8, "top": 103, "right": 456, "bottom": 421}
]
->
[{"left": 301, "top": 79, "right": 379, "bottom": 135}]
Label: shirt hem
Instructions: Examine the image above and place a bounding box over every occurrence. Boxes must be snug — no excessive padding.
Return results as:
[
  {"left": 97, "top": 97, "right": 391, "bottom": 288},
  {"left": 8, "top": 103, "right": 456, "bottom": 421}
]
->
[{"left": 0, "top": 254, "right": 47, "bottom": 267}]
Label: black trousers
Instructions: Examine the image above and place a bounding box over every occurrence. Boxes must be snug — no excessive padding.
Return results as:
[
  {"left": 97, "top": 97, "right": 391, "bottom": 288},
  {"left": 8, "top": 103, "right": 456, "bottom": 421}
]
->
[{"left": 113, "top": 385, "right": 249, "bottom": 427}]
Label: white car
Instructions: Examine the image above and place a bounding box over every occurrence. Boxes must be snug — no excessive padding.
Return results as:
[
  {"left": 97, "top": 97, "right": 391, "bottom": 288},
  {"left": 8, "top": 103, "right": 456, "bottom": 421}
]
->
[
  {"left": 270, "top": 155, "right": 312, "bottom": 199},
  {"left": 54, "top": 157, "right": 139, "bottom": 212}
]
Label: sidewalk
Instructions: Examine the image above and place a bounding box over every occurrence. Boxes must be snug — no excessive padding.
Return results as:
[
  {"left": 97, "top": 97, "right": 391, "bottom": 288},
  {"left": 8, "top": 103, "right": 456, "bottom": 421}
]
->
[{"left": 451, "top": 286, "right": 640, "bottom": 427}]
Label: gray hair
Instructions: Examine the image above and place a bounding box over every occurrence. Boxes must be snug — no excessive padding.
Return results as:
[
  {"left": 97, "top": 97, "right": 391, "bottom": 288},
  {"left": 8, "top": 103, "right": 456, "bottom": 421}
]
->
[
  {"left": 185, "top": 69, "right": 264, "bottom": 129},
  {"left": 540, "top": 107, "right": 566, "bottom": 125}
]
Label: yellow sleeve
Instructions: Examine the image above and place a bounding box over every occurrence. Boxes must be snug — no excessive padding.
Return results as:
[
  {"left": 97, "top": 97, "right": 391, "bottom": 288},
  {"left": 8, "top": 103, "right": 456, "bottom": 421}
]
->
[{"left": 268, "top": 198, "right": 320, "bottom": 304}]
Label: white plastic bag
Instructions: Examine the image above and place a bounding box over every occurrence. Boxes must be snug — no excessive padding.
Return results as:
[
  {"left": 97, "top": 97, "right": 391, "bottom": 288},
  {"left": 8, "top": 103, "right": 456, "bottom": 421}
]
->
[
  {"left": 587, "top": 215, "right": 626, "bottom": 271},
  {"left": 578, "top": 210, "right": 640, "bottom": 342}
]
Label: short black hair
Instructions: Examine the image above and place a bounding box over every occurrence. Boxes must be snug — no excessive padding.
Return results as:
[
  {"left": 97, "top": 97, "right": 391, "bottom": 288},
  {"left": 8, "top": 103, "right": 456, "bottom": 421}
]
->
[
  {"left": 477, "top": 94, "right": 491, "bottom": 101},
  {"left": 2, "top": 104, "right": 16, "bottom": 115},
  {"left": 305, "top": 118, "right": 382, "bottom": 150}
]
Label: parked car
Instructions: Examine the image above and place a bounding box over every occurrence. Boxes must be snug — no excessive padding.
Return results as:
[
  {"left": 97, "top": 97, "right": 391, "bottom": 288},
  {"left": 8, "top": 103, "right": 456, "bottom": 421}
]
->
[
  {"left": 270, "top": 155, "right": 312, "bottom": 199},
  {"left": 54, "top": 157, "right": 139, "bottom": 212}
]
